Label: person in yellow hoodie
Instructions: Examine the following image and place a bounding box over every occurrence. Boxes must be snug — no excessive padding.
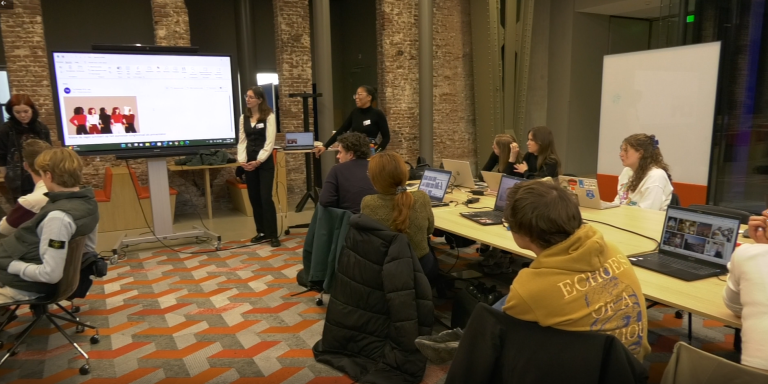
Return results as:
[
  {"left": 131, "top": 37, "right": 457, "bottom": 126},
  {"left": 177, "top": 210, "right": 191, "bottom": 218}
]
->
[{"left": 500, "top": 181, "right": 651, "bottom": 361}]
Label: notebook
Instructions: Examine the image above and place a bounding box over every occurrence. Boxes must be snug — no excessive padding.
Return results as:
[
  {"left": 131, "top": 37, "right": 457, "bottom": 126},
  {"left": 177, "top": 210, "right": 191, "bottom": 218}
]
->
[
  {"left": 558, "top": 176, "right": 619, "bottom": 210},
  {"left": 418, "top": 168, "right": 452, "bottom": 207},
  {"left": 459, "top": 175, "right": 526, "bottom": 226},
  {"left": 628, "top": 206, "right": 740, "bottom": 281},
  {"left": 284, "top": 132, "right": 315, "bottom": 150},
  {"left": 480, "top": 171, "right": 503, "bottom": 193}
]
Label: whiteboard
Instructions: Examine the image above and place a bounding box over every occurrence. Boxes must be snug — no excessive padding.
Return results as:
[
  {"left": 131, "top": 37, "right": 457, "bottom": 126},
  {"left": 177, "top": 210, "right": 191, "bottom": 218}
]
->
[{"left": 597, "top": 42, "right": 721, "bottom": 185}]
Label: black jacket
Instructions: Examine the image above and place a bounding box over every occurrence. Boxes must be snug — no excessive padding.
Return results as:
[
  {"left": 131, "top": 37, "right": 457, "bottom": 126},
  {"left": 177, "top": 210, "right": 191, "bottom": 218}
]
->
[
  {"left": 313, "top": 213, "right": 434, "bottom": 384},
  {"left": 0, "top": 112, "right": 52, "bottom": 197},
  {"left": 446, "top": 304, "right": 648, "bottom": 384}
]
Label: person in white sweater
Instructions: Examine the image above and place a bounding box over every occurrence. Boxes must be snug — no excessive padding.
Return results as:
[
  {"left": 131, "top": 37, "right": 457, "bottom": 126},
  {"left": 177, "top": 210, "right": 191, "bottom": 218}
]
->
[
  {"left": 723, "top": 210, "right": 768, "bottom": 372},
  {"left": 613, "top": 134, "right": 673, "bottom": 211}
]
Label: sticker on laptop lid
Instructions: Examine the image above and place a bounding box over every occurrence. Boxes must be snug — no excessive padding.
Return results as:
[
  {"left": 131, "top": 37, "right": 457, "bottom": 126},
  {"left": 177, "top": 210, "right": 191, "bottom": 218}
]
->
[
  {"left": 585, "top": 180, "right": 597, "bottom": 189},
  {"left": 586, "top": 190, "right": 596, "bottom": 200},
  {"left": 578, "top": 179, "right": 585, "bottom": 188}
]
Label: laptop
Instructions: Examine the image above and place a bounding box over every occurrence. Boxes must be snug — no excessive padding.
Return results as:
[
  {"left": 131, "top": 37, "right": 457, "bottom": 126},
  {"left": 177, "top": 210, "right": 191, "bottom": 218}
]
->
[
  {"left": 443, "top": 159, "right": 480, "bottom": 189},
  {"left": 558, "top": 176, "right": 619, "bottom": 210},
  {"left": 284, "top": 132, "right": 316, "bottom": 150},
  {"left": 628, "top": 206, "right": 741, "bottom": 281},
  {"left": 418, "top": 168, "right": 452, "bottom": 208},
  {"left": 459, "top": 175, "right": 526, "bottom": 226},
  {"left": 480, "top": 171, "right": 503, "bottom": 193}
]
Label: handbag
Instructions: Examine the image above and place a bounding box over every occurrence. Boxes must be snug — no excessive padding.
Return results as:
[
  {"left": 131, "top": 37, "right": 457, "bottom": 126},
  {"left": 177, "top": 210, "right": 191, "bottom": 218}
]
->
[
  {"left": 451, "top": 281, "right": 504, "bottom": 329},
  {"left": 405, "top": 156, "right": 430, "bottom": 181}
]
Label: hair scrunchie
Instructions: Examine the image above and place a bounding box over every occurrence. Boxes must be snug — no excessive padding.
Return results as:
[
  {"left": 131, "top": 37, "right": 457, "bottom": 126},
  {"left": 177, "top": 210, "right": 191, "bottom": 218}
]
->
[{"left": 395, "top": 186, "right": 408, "bottom": 195}]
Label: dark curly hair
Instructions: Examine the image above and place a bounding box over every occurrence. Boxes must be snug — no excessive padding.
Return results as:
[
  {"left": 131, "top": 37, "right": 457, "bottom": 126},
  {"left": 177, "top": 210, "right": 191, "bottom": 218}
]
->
[
  {"left": 623, "top": 133, "right": 672, "bottom": 193},
  {"left": 337, "top": 132, "right": 372, "bottom": 160}
]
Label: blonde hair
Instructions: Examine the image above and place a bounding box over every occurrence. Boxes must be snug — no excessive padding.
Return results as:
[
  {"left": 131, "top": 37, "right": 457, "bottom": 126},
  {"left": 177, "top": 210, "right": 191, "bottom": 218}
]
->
[
  {"left": 22, "top": 139, "right": 52, "bottom": 176},
  {"left": 35, "top": 147, "right": 83, "bottom": 188},
  {"left": 494, "top": 134, "right": 522, "bottom": 171},
  {"left": 368, "top": 152, "right": 413, "bottom": 233}
]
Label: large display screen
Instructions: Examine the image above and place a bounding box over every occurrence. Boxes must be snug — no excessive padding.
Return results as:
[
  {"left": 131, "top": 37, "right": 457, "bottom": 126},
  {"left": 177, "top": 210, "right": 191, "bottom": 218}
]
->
[{"left": 51, "top": 51, "right": 237, "bottom": 155}]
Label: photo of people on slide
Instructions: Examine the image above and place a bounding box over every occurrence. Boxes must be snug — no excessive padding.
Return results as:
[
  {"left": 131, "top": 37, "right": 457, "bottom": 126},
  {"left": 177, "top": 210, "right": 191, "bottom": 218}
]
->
[
  {"left": 663, "top": 231, "right": 684, "bottom": 249},
  {"left": 63, "top": 96, "right": 140, "bottom": 135},
  {"left": 704, "top": 239, "right": 725, "bottom": 259}
]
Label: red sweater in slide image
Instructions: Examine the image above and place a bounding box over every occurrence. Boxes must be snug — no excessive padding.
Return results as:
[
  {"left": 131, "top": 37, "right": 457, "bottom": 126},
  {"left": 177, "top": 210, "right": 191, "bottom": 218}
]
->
[{"left": 70, "top": 115, "right": 86, "bottom": 126}]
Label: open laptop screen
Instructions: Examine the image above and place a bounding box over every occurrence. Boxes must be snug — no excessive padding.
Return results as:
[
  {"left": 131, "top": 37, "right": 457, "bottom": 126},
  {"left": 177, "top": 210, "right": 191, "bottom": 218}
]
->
[
  {"left": 494, "top": 175, "right": 525, "bottom": 212},
  {"left": 419, "top": 168, "right": 452, "bottom": 202},
  {"left": 285, "top": 132, "right": 314, "bottom": 147},
  {"left": 660, "top": 207, "right": 741, "bottom": 265}
]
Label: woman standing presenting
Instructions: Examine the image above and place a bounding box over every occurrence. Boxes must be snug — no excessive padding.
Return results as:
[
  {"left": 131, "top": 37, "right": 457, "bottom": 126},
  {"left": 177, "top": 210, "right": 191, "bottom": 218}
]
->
[
  {"left": 0, "top": 94, "right": 53, "bottom": 200},
  {"left": 238, "top": 86, "right": 280, "bottom": 247},
  {"left": 313, "top": 85, "right": 390, "bottom": 156}
]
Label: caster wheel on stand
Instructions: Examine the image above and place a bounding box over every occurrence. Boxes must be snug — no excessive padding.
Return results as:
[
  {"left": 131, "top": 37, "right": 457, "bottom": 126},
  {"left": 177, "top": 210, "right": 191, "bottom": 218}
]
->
[
  {"left": 79, "top": 364, "right": 90, "bottom": 375},
  {"left": 285, "top": 229, "right": 291, "bottom": 236},
  {"left": 90, "top": 335, "right": 100, "bottom": 345},
  {"left": 109, "top": 255, "right": 119, "bottom": 265},
  {"left": 71, "top": 306, "right": 80, "bottom": 314}
]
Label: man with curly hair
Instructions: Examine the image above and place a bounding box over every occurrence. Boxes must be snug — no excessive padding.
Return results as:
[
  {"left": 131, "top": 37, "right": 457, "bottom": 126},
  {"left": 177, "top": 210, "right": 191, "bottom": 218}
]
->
[{"left": 318, "top": 132, "right": 377, "bottom": 213}]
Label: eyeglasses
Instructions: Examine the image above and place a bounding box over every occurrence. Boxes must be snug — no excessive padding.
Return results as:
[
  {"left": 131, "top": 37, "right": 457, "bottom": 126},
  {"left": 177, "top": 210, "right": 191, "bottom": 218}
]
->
[
  {"left": 352, "top": 93, "right": 369, "bottom": 100},
  {"left": 244, "top": 95, "right": 257, "bottom": 101}
]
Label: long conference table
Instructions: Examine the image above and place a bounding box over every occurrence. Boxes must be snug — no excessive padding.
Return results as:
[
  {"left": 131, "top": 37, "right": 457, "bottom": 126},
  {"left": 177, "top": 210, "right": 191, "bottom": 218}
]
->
[{"left": 433, "top": 190, "right": 742, "bottom": 328}]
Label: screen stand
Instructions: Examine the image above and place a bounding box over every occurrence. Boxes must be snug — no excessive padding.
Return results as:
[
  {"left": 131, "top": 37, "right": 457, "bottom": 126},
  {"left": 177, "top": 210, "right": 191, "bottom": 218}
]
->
[{"left": 110, "top": 157, "right": 221, "bottom": 263}]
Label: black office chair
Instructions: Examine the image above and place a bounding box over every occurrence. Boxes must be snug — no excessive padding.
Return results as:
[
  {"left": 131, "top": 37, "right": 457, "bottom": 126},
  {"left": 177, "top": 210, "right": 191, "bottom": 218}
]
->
[
  {"left": 0, "top": 237, "right": 100, "bottom": 375},
  {"left": 669, "top": 193, "right": 681, "bottom": 207},
  {"left": 687, "top": 204, "right": 751, "bottom": 225}
]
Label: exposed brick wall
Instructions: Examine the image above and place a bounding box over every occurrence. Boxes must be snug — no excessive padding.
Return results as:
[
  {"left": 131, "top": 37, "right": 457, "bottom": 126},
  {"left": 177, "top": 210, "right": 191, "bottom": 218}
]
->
[
  {"left": 273, "top": 0, "right": 313, "bottom": 202},
  {"left": 433, "top": 0, "right": 476, "bottom": 167},
  {"left": 0, "top": 0, "right": 57, "bottom": 144},
  {"left": 376, "top": 0, "right": 420, "bottom": 163},
  {"left": 151, "top": 0, "right": 191, "bottom": 47}
]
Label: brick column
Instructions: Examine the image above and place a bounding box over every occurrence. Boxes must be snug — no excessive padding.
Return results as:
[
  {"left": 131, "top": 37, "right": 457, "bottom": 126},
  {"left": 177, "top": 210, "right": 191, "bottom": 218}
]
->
[
  {"left": 433, "top": 0, "right": 476, "bottom": 167},
  {"left": 376, "top": 0, "right": 419, "bottom": 162},
  {"left": 274, "top": 0, "right": 313, "bottom": 202},
  {"left": 0, "top": 0, "right": 57, "bottom": 144},
  {"left": 151, "top": 0, "right": 191, "bottom": 46}
]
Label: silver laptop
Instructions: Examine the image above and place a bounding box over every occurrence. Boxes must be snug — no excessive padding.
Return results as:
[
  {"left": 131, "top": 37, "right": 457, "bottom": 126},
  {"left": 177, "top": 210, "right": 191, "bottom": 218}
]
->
[
  {"left": 443, "top": 159, "right": 479, "bottom": 188},
  {"left": 481, "top": 171, "right": 503, "bottom": 193},
  {"left": 558, "top": 176, "right": 619, "bottom": 210},
  {"left": 284, "top": 132, "right": 315, "bottom": 150},
  {"left": 628, "top": 206, "right": 740, "bottom": 281},
  {"left": 418, "top": 168, "right": 452, "bottom": 207}
]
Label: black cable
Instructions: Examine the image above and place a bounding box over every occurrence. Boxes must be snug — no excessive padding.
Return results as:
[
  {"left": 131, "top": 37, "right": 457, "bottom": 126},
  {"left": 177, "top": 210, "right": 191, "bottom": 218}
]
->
[
  {"left": 582, "top": 218, "right": 660, "bottom": 249},
  {"left": 442, "top": 233, "right": 462, "bottom": 274},
  {"left": 122, "top": 159, "right": 267, "bottom": 255},
  {"left": 717, "top": 275, "right": 727, "bottom": 282}
]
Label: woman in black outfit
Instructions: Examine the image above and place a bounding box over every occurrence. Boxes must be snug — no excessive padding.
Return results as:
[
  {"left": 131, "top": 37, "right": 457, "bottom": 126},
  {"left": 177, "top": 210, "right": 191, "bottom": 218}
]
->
[
  {"left": 313, "top": 85, "right": 390, "bottom": 157},
  {"left": 99, "top": 107, "right": 112, "bottom": 134},
  {"left": 0, "top": 94, "right": 53, "bottom": 200},
  {"left": 478, "top": 134, "right": 523, "bottom": 180},
  {"left": 237, "top": 86, "right": 280, "bottom": 248},
  {"left": 506, "top": 126, "right": 561, "bottom": 179}
]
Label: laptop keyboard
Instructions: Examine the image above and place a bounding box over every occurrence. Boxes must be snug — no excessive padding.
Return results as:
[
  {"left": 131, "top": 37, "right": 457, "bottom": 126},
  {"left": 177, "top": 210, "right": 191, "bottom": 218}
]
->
[
  {"left": 465, "top": 210, "right": 504, "bottom": 221},
  {"left": 649, "top": 254, "right": 720, "bottom": 275}
]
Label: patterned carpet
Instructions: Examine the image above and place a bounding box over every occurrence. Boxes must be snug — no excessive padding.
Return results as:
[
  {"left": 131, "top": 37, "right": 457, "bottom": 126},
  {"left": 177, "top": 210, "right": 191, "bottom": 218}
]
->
[{"left": 0, "top": 232, "right": 740, "bottom": 384}]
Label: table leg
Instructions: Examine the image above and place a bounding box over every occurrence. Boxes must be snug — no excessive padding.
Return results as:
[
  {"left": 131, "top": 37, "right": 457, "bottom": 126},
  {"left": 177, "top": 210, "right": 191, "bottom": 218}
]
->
[{"left": 204, "top": 169, "right": 212, "bottom": 221}]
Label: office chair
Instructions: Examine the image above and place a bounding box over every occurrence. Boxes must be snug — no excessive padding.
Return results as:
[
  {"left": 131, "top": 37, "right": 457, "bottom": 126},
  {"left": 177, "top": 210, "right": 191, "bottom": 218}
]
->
[{"left": 0, "top": 236, "right": 100, "bottom": 375}]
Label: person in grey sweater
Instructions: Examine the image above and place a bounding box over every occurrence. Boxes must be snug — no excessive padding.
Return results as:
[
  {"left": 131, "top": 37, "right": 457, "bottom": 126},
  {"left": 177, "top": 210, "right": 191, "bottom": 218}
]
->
[{"left": 318, "top": 132, "right": 377, "bottom": 214}]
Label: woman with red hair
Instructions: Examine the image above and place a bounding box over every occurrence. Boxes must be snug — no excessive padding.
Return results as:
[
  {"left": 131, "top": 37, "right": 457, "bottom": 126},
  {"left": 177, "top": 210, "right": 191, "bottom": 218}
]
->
[{"left": 0, "top": 94, "right": 53, "bottom": 200}]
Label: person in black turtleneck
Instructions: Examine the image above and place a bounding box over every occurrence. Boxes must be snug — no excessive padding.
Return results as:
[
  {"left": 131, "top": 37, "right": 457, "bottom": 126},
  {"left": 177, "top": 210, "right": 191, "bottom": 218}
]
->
[
  {"left": 505, "top": 126, "right": 561, "bottom": 180},
  {"left": 313, "top": 85, "right": 390, "bottom": 157},
  {"left": 238, "top": 86, "right": 281, "bottom": 248}
]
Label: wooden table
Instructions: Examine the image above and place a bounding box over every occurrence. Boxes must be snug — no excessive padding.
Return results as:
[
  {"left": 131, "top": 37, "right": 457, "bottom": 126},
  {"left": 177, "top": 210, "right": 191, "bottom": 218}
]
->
[
  {"left": 432, "top": 191, "right": 743, "bottom": 328},
  {"left": 168, "top": 163, "right": 239, "bottom": 221}
]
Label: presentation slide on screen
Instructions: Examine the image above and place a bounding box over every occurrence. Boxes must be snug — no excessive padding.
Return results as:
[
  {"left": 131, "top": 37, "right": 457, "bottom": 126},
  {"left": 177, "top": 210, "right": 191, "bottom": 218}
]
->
[
  {"left": 52, "top": 52, "right": 236, "bottom": 149},
  {"left": 661, "top": 210, "right": 738, "bottom": 263}
]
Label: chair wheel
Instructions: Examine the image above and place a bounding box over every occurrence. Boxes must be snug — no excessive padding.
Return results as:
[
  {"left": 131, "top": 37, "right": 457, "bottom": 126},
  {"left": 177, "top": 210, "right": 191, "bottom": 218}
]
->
[
  {"left": 110, "top": 255, "right": 119, "bottom": 265},
  {"left": 674, "top": 310, "right": 684, "bottom": 319},
  {"left": 285, "top": 229, "right": 291, "bottom": 235},
  {"left": 71, "top": 306, "right": 80, "bottom": 314},
  {"left": 79, "top": 364, "right": 90, "bottom": 375},
  {"left": 90, "top": 335, "right": 100, "bottom": 345},
  {"left": 10, "top": 349, "right": 18, "bottom": 356},
  {"left": 315, "top": 298, "right": 323, "bottom": 306},
  {"left": 76, "top": 325, "right": 85, "bottom": 333}
]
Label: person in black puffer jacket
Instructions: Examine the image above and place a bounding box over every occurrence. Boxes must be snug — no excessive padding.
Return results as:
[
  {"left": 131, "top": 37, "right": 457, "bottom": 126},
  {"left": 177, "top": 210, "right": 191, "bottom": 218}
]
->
[{"left": 313, "top": 213, "right": 434, "bottom": 384}]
